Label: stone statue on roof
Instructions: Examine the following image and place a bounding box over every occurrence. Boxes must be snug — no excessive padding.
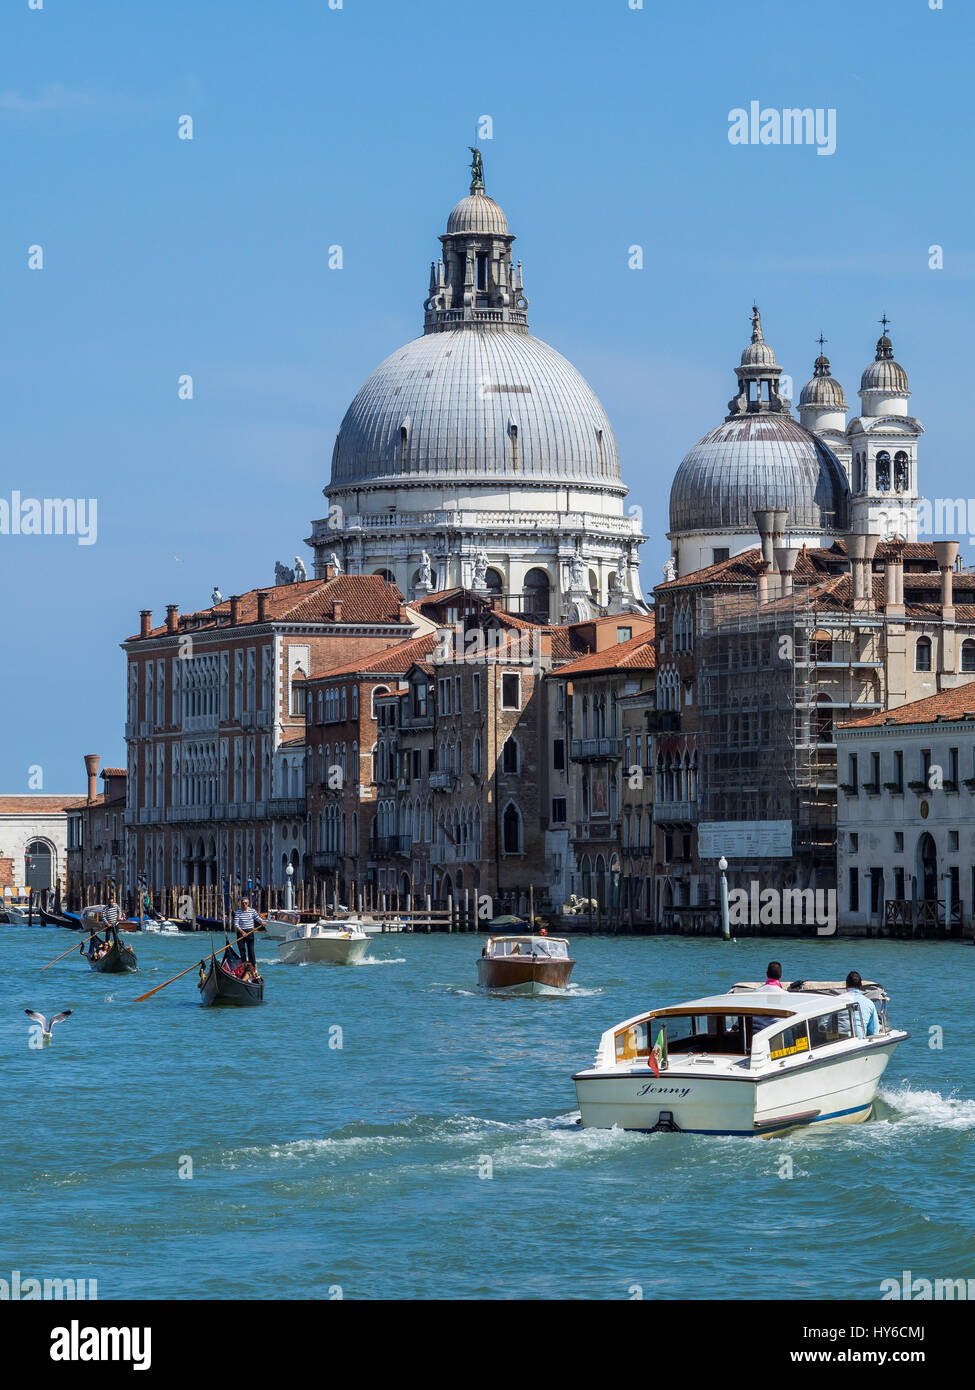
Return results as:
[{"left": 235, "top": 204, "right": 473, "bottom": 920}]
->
[
  {"left": 419, "top": 550, "right": 433, "bottom": 587},
  {"left": 275, "top": 560, "right": 295, "bottom": 586},
  {"left": 294, "top": 555, "right": 308, "bottom": 582},
  {"left": 662, "top": 557, "right": 677, "bottom": 582},
  {"left": 468, "top": 145, "right": 484, "bottom": 191},
  {"left": 472, "top": 549, "right": 489, "bottom": 589},
  {"left": 328, "top": 552, "right": 343, "bottom": 575},
  {"left": 569, "top": 551, "right": 585, "bottom": 590},
  {"left": 211, "top": 586, "right": 223, "bottom": 605}
]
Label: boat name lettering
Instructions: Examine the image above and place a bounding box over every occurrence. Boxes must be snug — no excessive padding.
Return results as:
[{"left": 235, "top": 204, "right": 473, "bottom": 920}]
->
[{"left": 637, "top": 1084, "right": 691, "bottom": 1098}]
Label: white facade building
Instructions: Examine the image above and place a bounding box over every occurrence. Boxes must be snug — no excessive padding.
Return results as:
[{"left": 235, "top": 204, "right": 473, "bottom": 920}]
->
[
  {"left": 836, "top": 682, "right": 975, "bottom": 936},
  {"left": 0, "top": 796, "right": 83, "bottom": 898}
]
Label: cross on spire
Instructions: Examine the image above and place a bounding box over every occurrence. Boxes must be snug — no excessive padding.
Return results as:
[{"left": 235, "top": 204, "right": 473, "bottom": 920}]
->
[
  {"left": 817, "top": 333, "right": 828, "bottom": 351},
  {"left": 879, "top": 314, "right": 891, "bottom": 335}
]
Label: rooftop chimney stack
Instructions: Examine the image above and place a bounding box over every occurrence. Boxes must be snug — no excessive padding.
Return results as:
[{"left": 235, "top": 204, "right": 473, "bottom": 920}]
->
[
  {"left": 257, "top": 591, "right": 268, "bottom": 623},
  {"left": 229, "top": 595, "right": 241, "bottom": 626},
  {"left": 753, "top": 509, "right": 775, "bottom": 569},
  {"left": 139, "top": 610, "right": 152, "bottom": 638},
  {"left": 861, "top": 534, "right": 881, "bottom": 612},
  {"left": 933, "top": 540, "right": 959, "bottom": 618},
  {"left": 774, "top": 545, "right": 799, "bottom": 598},
  {"left": 846, "top": 533, "right": 867, "bottom": 603},
  {"left": 84, "top": 753, "right": 100, "bottom": 805},
  {"left": 166, "top": 603, "right": 179, "bottom": 634}
]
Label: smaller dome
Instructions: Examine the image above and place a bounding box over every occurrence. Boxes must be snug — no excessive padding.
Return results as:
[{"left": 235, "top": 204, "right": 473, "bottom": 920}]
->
[
  {"left": 860, "top": 332, "right": 909, "bottom": 394},
  {"left": 800, "top": 352, "right": 846, "bottom": 409},
  {"left": 446, "top": 191, "right": 509, "bottom": 235},
  {"left": 738, "top": 305, "right": 777, "bottom": 369}
]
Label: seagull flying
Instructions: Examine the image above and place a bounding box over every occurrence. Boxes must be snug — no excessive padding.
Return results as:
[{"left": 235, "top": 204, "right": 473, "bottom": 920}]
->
[{"left": 25, "top": 1009, "right": 72, "bottom": 1042}]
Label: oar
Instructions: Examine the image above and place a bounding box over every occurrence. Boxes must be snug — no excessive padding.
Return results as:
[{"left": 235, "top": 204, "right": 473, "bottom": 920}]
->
[
  {"left": 41, "top": 928, "right": 106, "bottom": 970},
  {"left": 133, "top": 928, "right": 260, "bottom": 1003}
]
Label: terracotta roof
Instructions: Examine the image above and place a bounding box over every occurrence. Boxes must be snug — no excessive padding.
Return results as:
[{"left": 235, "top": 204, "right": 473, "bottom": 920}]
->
[
  {"left": 554, "top": 633, "right": 657, "bottom": 677},
  {"left": 0, "top": 796, "right": 88, "bottom": 814},
  {"left": 276, "top": 736, "right": 306, "bottom": 749},
  {"left": 101, "top": 768, "right": 127, "bottom": 778},
  {"left": 310, "top": 633, "right": 439, "bottom": 681},
  {"left": 128, "top": 575, "right": 407, "bottom": 641},
  {"left": 839, "top": 680, "right": 975, "bottom": 729}
]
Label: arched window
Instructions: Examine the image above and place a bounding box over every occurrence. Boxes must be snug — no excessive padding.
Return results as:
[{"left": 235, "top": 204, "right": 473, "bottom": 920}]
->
[
  {"left": 962, "top": 640, "right": 975, "bottom": 673},
  {"left": 915, "top": 636, "right": 932, "bottom": 672},
  {"left": 371, "top": 685, "right": 390, "bottom": 720},
  {"left": 485, "top": 567, "right": 504, "bottom": 596},
  {"left": 523, "top": 567, "right": 550, "bottom": 621},
  {"left": 501, "top": 738, "right": 519, "bottom": 774},
  {"left": 588, "top": 569, "right": 599, "bottom": 601},
  {"left": 472, "top": 734, "right": 482, "bottom": 775},
  {"left": 894, "top": 451, "right": 909, "bottom": 492},
  {"left": 875, "top": 451, "right": 891, "bottom": 492},
  {"left": 502, "top": 803, "right": 522, "bottom": 854},
  {"left": 373, "top": 569, "right": 396, "bottom": 584}
]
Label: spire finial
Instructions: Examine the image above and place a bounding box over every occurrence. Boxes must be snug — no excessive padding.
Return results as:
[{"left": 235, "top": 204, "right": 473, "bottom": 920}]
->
[
  {"left": 876, "top": 315, "right": 894, "bottom": 360},
  {"left": 817, "top": 332, "right": 828, "bottom": 351},
  {"left": 751, "top": 304, "right": 763, "bottom": 341},
  {"left": 880, "top": 313, "right": 890, "bottom": 335}
]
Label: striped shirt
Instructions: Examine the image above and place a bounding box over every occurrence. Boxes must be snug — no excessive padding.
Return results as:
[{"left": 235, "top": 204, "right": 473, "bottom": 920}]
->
[
  {"left": 233, "top": 907, "right": 261, "bottom": 935},
  {"left": 103, "top": 904, "right": 122, "bottom": 926}
]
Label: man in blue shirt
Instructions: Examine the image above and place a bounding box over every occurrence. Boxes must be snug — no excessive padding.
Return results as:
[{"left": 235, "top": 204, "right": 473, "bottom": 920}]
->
[{"left": 846, "top": 970, "right": 879, "bottom": 1037}]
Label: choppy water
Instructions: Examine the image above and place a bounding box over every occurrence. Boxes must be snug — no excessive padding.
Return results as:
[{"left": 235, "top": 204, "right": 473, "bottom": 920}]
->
[{"left": 2, "top": 929, "right": 973, "bottom": 1300}]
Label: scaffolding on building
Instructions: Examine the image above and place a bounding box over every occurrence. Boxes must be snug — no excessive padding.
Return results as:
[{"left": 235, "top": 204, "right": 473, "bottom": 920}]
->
[{"left": 697, "top": 583, "right": 885, "bottom": 891}]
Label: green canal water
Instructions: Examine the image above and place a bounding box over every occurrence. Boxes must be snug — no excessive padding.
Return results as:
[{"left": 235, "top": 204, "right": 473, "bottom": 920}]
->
[{"left": 2, "top": 928, "right": 972, "bottom": 1300}]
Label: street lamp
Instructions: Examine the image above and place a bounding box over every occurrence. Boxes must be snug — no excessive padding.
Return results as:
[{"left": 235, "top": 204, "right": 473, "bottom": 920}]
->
[
  {"left": 718, "top": 856, "right": 731, "bottom": 940},
  {"left": 285, "top": 863, "right": 294, "bottom": 910}
]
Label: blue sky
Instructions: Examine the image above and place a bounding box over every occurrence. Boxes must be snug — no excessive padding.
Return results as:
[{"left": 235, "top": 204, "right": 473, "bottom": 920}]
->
[{"left": 1, "top": 0, "right": 970, "bottom": 788}]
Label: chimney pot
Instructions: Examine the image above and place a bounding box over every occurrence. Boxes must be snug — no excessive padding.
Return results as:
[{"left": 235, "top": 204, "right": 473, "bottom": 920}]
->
[
  {"left": 166, "top": 603, "right": 179, "bottom": 634},
  {"left": 84, "top": 754, "right": 100, "bottom": 805},
  {"left": 257, "top": 591, "right": 269, "bottom": 623},
  {"left": 139, "top": 609, "right": 152, "bottom": 638},
  {"left": 332, "top": 601, "right": 343, "bottom": 622},
  {"left": 229, "top": 595, "right": 241, "bottom": 625}
]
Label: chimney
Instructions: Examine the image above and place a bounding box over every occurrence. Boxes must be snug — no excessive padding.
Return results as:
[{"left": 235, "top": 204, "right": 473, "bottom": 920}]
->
[
  {"left": 398, "top": 604, "right": 410, "bottom": 624},
  {"left": 774, "top": 545, "right": 799, "bottom": 598},
  {"left": 229, "top": 595, "right": 241, "bottom": 626},
  {"left": 862, "top": 534, "right": 880, "bottom": 611},
  {"left": 257, "top": 591, "right": 269, "bottom": 623},
  {"left": 756, "top": 563, "right": 770, "bottom": 605},
  {"left": 753, "top": 509, "right": 775, "bottom": 569},
  {"left": 933, "top": 540, "right": 959, "bottom": 616},
  {"left": 166, "top": 603, "right": 179, "bottom": 634},
  {"left": 846, "top": 533, "right": 867, "bottom": 601},
  {"left": 770, "top": 509, "right": 789, "bottom": 548},
  {"left": 332, "top": 601, "right": 343, "bottom": 623},
  {"left": 139, "top": 609, "right": 152, "bottom": 638},
  {"left": 84, "top": 754, "right": 100, "bottom": 805}
]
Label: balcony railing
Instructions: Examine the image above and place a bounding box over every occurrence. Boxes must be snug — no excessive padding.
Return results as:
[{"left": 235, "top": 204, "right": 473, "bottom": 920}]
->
[
  {"left": 570, "top": 737, "right": 623, "bottom": 761},
  {"left": 429, "top": 771, "right": 455, "bottom": 790},
  {"left": 652, "top": 800, "right": 699, "bottom": 824},
  {"left": 313, "top": 851, "right": 342, "bottom": 871},
  {"left": 372, "top": 835, "right": 412, "bottom": 857}
]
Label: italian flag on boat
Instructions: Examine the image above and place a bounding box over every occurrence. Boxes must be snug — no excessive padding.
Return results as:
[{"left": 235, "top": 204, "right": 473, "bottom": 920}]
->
[{"left": 648, "top": 1027, "right": 667, "bottom": 1076}]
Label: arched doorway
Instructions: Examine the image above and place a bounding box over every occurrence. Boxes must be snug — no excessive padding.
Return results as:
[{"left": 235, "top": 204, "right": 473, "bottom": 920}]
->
[
  {"left": 25, "top": 841, "right": 53, "bottom": 893},
  {"left": 485, "top": 567, "right": 504, "bottom": 597},
  {"left": 917, "top": 833, "right": 937, "bottom": 902},
  {"left": 523, "top": 568, "right": 551, "bottom": 621}
]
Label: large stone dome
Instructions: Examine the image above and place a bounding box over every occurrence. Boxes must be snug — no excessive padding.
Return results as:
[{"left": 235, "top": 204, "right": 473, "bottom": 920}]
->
[
  {"left": 446, "top": 190, "right": 509, "bottom": 235},
  {"left": 669, "top": 414, "right": 850, "bottom": 534},
  {"left": 329, "top": 327, "right": 621, "bottom": 487}
]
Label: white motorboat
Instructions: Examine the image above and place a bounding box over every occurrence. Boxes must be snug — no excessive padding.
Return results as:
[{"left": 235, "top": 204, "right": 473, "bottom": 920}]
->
[
  {"left": 277, "top": 920, "right": 370, "bottom": 965},
  {"left": 573, "top": 980, "right": 908, "bottom": 1137},
  {"left": 263, "top": 911, "right": 303, "bottom": 940}
]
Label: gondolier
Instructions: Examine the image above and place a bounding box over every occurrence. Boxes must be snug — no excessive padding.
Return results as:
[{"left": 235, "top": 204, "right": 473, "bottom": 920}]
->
[{"left": 233, "top": 897, "right": 263, "bottom": 964}]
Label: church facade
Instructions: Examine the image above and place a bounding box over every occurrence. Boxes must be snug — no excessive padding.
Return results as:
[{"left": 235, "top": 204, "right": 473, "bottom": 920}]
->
[{"left": 307, "top": 155, "right": 648, "bottom": 624}]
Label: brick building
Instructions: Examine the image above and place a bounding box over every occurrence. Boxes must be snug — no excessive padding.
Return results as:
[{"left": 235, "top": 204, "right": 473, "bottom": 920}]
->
[
  {"left": 122, "top": 573, "right": 419, "bottom": 895},
  {"left": 65, "top": 754, "right": 128, "bottom": 906}
]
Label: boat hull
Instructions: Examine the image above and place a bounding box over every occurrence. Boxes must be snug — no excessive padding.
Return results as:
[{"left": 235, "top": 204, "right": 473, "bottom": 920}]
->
[
  {"left": 574, "top": 1036, "right": 904, "bottom": 1136},
  {"left": 87, "top": 941, "right": 138, "bottom": 973},
  {"left": 198, "top": 960, "right": 264, "bottom": 1006},
  {"left": 477, "top": 957, "right": 574, "bottom": 993},
  {"left": 278, "top": 935, "right": 369, "bottom": 965}
]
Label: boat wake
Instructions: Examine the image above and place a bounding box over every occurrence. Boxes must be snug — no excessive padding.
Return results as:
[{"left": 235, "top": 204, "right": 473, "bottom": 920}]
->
[
  {"left": 357, "top": 956, "right": 406, "bottom": 966},
  {"left": 875, "top": 1084, "right": 975, "bottom": 1131}
]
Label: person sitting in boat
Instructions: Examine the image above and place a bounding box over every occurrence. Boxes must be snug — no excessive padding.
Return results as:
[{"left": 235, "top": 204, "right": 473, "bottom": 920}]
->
[
  {"left": 764, "top": 960, "right": 784, "bottom": 988},
  {"left": 233, "top": 897, "right": 264, "bottom": 965},
  {"left": 844, "top": 971, "right": 879, "bottom": 1037},
  {"left": 241, "top": 961, "right": 260, "bottom": 983}
]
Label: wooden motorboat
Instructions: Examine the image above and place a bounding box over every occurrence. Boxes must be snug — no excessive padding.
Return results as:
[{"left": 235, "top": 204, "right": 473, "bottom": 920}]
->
[
  {"left": 198, "top": 946, "right": 264, "bottom": 1006},
  {"left": 0, "top": 905, "right": 28, "bottom": 925},
  {"left": 277, "top": 920, "right": 369, "bottom": 965},
  {"left": 573, "top": 980, "right": 908, "bottom": 1137},
  {"left": 477, "top": 935, "right": 574, "bottom": 994},
  {"left": 83, "top": 931, "right": 138, "bottom": 973}
]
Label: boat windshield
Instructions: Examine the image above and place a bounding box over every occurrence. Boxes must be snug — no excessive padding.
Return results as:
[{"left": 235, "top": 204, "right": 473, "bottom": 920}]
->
[
  {"left": 489, "top": 937, "right": 567, "bottom": 958},
  {"left": 615, "top": 1013, "right": 750, "bottom": 1061}
]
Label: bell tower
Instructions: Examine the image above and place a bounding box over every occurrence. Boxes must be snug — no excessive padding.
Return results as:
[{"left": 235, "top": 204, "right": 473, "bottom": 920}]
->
[{"left": 847, "top": 320, "right": 922, "bottom": 540}]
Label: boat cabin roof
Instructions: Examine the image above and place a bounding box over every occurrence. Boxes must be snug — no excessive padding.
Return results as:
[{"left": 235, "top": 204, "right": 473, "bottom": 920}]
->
[
  {"left": 635, "top": 987, "right": 871, "bottom": 1023},
  {"left": 486, "top": 934, "right": 569, "bottom": 948}
]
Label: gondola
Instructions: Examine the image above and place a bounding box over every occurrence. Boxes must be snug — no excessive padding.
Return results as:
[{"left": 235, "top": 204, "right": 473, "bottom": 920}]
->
[
  {"left": 38, "top": 905, "right": 84, "bottom": 928},
  {"left": 198, "top": 944, "right": 264, "bottom": 1006},
  {"left": 83, "top": 931, "right": 138, "bottom": 973}
]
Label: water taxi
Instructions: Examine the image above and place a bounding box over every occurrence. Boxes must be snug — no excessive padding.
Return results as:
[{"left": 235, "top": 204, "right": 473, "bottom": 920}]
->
[
  {"left": 477, "top": 935, "right": 574, "bottom": 994},
  {"left": 277, "top": 920, "right": 370, "bottom": 965},
  {"left": 573, "top": 980, "right": 907, "bottom": 1136}
]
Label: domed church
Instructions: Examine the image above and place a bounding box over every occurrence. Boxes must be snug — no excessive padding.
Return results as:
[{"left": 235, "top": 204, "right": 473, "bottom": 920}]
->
[
  {"left": 667, "top": 309, "right": 922, "bottom": 577},
  {"left": 307, "top": 151, "right": 647, "bottom": 622}
]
